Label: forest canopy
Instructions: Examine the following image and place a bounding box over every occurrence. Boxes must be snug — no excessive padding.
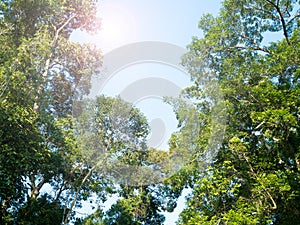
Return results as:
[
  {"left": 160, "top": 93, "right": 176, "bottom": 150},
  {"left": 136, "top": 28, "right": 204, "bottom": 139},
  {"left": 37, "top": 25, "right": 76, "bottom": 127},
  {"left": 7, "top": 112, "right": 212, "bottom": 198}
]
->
[{"left": 0, "top": 0, "right": 299, "bottom": 224}]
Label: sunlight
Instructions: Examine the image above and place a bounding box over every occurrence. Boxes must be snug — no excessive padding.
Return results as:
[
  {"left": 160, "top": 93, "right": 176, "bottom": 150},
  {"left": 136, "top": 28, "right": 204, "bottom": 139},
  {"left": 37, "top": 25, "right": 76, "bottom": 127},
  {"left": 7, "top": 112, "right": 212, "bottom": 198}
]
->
[
  {"left": 95, "top": 1, "right": 138, "bottom": 52},
  {"left": 70, "top": 1, "right": 138, "bottom": 52}
]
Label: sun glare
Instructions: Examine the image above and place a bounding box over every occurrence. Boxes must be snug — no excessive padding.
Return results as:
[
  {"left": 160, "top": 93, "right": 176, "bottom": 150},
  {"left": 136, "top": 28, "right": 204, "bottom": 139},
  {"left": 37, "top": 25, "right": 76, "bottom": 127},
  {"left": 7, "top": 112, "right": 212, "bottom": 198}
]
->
[{"left": 95, "top": 2, "right": 138, "bottom": 52}]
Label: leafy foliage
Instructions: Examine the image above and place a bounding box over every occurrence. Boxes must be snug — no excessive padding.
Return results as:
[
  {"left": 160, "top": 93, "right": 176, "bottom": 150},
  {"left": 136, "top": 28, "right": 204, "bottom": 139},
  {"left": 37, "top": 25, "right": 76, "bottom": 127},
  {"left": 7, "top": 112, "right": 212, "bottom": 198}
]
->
[
  {"left": 1, "top": 0, "right": 299, "bottom": 224},
  {"left": 178, "top": 0, "right": 300, "bottom": 224},
  {"left": 0, "top": 0, "right": 102, "bottom": 224}
]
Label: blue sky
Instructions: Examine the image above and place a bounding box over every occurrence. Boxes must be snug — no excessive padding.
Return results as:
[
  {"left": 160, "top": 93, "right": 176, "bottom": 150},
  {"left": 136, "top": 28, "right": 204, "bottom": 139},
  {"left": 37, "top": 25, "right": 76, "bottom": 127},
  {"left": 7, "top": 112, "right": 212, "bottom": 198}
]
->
[
  {"left": 72, "top": 0, "right": 222, "bottom": 52},
  {"left": 71, "top": 1, "right": 222, "bottom": 224},
  {"left": 71, "top": 0, "right": 222, "bottom": 151}
]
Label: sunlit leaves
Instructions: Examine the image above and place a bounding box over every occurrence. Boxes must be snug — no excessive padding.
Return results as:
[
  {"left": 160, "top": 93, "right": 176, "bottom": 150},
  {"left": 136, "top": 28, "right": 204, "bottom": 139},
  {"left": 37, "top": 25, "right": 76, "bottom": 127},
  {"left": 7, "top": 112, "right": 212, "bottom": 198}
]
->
[
  {"left": 0, "top": 0, "right": 102, "bottom": 223},
  {"left": 178, "top": 0, "right": 300, "bottom": 224}
]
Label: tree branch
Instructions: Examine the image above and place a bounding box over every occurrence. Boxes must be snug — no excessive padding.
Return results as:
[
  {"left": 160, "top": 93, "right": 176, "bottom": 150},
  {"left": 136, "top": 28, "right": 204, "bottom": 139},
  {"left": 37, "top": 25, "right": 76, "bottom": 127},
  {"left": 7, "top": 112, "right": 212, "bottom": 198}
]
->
[
  {"left": 33, "top": 14, "right": 77, "bottom": 111},
  {"left": 63, "top": 137, "right": 112, "bottom": 224},
  {"left": 254, "top": 120, "right": 266, "bottom": 131},
  {"left": 241, "top": 151, "right": 277, "bottom": 209},
  {"left": 227, "top": 45, "right": 270, "bottom": 54},
  {"left": 265, "top": 0, "right": 291, "bottom": 45},
  {"left": 287, "top": 13, "right": 300, "bottom": 27}
]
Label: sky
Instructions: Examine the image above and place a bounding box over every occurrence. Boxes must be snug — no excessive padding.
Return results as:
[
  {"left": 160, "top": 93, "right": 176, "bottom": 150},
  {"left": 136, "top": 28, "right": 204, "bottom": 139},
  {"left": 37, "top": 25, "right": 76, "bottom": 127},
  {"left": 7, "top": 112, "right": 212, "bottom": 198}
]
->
[
  {"left": 72, "top": 0, "right": 222, "bottom": 53},
  {"left": 71, "top": 1, "right": 222, "bottom": 224},
  {"left": 71, "top": 0, "right": 222, "bottom": 151}
]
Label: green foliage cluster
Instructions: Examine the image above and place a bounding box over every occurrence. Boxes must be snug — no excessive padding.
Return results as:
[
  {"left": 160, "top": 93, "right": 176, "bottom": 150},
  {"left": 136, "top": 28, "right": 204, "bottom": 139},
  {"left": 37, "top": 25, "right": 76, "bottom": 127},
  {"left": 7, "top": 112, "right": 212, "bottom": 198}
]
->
[
  {"left": 176, "top": 0, "right": 300, "bottom": 224},
  {"left": 0, "top": 0, "right": 299, "bottom": 224},
  {"left": 1, "top": 1, "right": 171, "bottom": 223},
  {"left": 0, "top": 0, "right": 104, "bottom": 224}
]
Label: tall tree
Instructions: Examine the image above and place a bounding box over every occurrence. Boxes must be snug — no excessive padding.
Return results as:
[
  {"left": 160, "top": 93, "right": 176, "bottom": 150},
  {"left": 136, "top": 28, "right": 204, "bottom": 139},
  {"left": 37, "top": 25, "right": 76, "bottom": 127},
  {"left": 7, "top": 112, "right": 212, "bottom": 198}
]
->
[
  {"left": 0, "top": 0, "right": 103, "bottom": 223},
  {"left": 75, "top": 96, "right": 176, "bottom": 225},
  {"left": 175, "top": 0, "right": 300, "bottom": 224}
]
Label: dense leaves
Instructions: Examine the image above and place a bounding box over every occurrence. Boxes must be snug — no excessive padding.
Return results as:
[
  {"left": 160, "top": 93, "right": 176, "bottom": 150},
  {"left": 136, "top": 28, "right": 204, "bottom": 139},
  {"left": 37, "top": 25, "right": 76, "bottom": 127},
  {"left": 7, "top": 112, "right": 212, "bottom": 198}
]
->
[
  {"left": 1, "top": 0, "right": 299, "bottom": 224},
  {"left": 0, "top": 0, "right": 102, "bottom": 224},
  {"left": 178, "top": 0, "right": 300, "bottom": 224}
]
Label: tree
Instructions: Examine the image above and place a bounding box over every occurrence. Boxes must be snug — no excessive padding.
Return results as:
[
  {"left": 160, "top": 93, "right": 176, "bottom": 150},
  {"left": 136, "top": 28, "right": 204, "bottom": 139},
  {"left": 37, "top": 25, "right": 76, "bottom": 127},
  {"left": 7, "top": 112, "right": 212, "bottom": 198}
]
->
[
  {"left": 176, "top": 0, "right": 300, "bottom": 224},
  {"left": 75, "top": 96, "right": 175, "bottom": 225},
  {"left": 0, "top": 0, "right": 103, "bottom": 223}
]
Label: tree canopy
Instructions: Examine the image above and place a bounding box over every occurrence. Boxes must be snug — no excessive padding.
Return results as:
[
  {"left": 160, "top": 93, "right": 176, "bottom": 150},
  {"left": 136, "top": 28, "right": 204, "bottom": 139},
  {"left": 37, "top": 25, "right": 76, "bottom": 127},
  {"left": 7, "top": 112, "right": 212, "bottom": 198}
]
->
[
  {"left": 0, "top": 0, "right": 103, "bottom": 224},
  {"left": 0, "top": 0, "right": 299, "bottom": 224},
  {"left": 178, "top": 0, "right": 300, "bottom": 224}
]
